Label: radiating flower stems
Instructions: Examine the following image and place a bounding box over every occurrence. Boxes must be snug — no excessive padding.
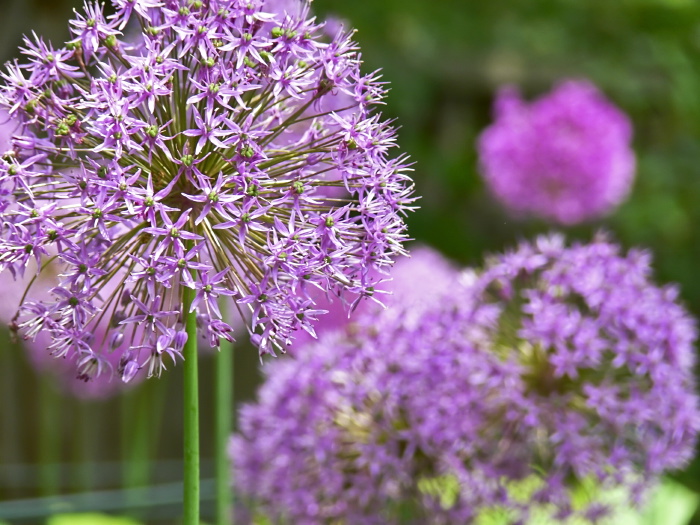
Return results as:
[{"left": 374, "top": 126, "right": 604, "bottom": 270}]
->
[
  {"left": 183, "top": 284, "right": 200, "bottom": 525},
  {"left": 1, "top": 1, "right": 416, "bottom": 386},
  {"left": 216, "top": 300, "right": 234, "bottom": 525}
]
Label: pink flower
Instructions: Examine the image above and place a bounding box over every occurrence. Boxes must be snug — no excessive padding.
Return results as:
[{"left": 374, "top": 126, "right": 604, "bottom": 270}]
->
[
  {"left": 289, "top": 245, "right": 460, "bottom": 352},
  {"left": 478, "top": 80, "right": 635, "bottom": 225}
]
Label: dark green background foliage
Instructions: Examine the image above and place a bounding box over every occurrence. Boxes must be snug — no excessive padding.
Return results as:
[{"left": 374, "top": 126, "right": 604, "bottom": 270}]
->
[{"left": 2, "top": 0, "right": 700, "bottom": 521}]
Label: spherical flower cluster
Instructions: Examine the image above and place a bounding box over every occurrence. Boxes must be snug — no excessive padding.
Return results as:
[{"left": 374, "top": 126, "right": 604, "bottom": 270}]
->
[
  {"left": 0, "top": 0, "right": 415, "bottom": 383},
  {"left": 470, "top": 233, "right": 700, "bottom": 520},
  {"left": 477, "top": 80, "right": 635, "bottom": 225},
  {"left": 232, "top": 252, "right": 504, "bottom": 525},
  {"left": 232, "top": 235, "right": 699, "bottom": 524}
]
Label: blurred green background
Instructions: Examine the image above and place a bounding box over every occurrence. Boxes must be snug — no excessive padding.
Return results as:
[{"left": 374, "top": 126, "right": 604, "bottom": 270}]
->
[{"left": 2, "top": 0, "right": 700, "bottom": 522}]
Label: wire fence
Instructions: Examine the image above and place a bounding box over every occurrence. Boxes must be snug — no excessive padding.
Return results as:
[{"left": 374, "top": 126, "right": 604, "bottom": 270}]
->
[{"left": 0, "top": 461, "right": 220, "bottom": 522}]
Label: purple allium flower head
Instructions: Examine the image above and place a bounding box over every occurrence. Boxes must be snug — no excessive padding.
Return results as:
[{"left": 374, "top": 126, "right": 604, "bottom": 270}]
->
[
  {"left": 477, "top": 80, "right": 635, "bottom": 225},
  {"left": 232, "top": 233, "right": 700, "bottom": 523},
  {"left": 232, "top": 314, "right": 515, "bottom": 524},
  {"left": 0, "top": 0, "right": 415, "bottom": 383},
  {"left": 467, "top": 233, "right": 700, "bottom": 518}
]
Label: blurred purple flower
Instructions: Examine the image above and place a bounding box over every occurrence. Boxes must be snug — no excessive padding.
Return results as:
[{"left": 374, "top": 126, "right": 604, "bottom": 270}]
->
[
  {"left": 232, "top": 234, "right": 699, "bottom": 523},
  {"left": 290, "top": 244, "right": 460, "bottom": 350},
  {"left": 231, "top": 300, "right": 509, "bottom": 524},
  {"left": 0, "top": 254, "right": 139, "bottom": 398},
  {"left": 478, "top": 80, "right": 635, "bottom": 225},
  {"left": 0, "top": 0, "right": 415, "bottom": 384},
  {"left": 467, "top": 233, "right": 700, "bottom": 518}
]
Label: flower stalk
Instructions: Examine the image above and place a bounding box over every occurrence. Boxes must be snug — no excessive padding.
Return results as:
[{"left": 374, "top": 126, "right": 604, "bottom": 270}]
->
[
  {"left": 216, "top": 300, "right": 234, "bottom": 525},
  {"left": 183, "top": 284, "right": 200, "bottom": 525}
]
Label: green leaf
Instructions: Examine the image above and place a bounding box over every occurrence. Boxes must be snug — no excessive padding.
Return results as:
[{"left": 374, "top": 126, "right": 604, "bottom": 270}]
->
[
  {"left": 635, "top": 478, "right": 698, "bottom": 525},
  {"left": 543, "top": 477, "right": 697, "bottom": 525},
  {"left": 252, "top": 512, "right": 274, "bottom": 525},
  {"left": 46, "top": 514, "right": 142, "bottom": 525}
]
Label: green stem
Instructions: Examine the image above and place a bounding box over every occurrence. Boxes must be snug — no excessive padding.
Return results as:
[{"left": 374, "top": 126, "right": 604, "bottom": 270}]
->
[
  {"left": 216, "top": 301, "right": 234, "bottom": 525},
  {"left": 183, "top": 285, "right": 200, "bottom": 525}
]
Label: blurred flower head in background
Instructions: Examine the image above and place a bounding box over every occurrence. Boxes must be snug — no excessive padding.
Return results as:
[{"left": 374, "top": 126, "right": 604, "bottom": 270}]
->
[
  {"left": 231, "top": 249, "right": 499, "bottom": 524},
  {"left": 0, "top": 0, "right": 415, "bottom": 384},
  {"left": 289, "top": 244, "right": 459, "bottom": 351},
  {"left": 0, "top": 259, "right": 135, "bottom": 398},
  {"left": 232, "top": 234, "right": 699, "bottom": 523},
  {"left": 478, "top": 80, "right": 635, "bottom": 225}
]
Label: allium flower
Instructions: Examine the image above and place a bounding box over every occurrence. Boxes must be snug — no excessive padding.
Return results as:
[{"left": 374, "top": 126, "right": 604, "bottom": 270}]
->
[
  {"left": 0, "top": 0, "right": 415, "bottom": 383},
  {"left": 477, "top": 80, "right": 635, "bottom": 225},
  {"left": 232, "top": 234, "right": 699, "bottom": 524},
  {"left": 232, "top": 317, "right": 512, "bottom": 525},
  {"left": 466, "top": 233, "right": 700, "bottom": 520}
]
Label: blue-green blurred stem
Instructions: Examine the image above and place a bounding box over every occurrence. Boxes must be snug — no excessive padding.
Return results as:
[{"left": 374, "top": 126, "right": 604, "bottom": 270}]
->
[
  {"left": 216, "top": 301, "right": 234, "bottom": 525},
  {"left": 183, "top": 285, "right": 200, "bottom": 525}
]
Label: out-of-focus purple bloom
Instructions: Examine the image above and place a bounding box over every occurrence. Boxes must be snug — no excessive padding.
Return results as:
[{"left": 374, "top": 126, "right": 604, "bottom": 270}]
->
[
  {"left": 0, "top": 111, "right": 16, "bottom": 154},
  {"left": 466, "top": 233, "right": 700, "bottom": 517},
  {"left": 0, "top": 0, "right": 415, "bottom": 383},
  {"left": 478, "top": 80, "right": 635, "bottom": 225},
  {"left": 232, "top": 233, "right": 699, "bottom": 523},
  {"left": 0, "top": 254, "right": 139, "bottom": 398},
  {"left": 290, "top": 244, "right": 460, "bottom": 350}
]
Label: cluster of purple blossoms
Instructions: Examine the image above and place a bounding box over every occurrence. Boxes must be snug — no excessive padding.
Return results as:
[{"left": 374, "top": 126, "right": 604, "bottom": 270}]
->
[
  {"left": 232, "top": 235, "right": 700, "bottom": 523},
  {"left": 469, "top": 233, "right": 700, "bottom": 520},
  {"left": 477, "top": 80, "right": 635, "bottom": 225},
  {"left": 0, "top": 0, "right": 415, "bottom": 383}
]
